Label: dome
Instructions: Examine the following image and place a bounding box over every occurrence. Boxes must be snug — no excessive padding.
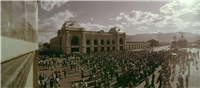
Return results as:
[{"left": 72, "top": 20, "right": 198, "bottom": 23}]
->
[
  {"left": 61, "top": 21, "right": 84, "bottom": 30},
  {"left": 108, "top": 27, "right": 124, "bottom": 33}
]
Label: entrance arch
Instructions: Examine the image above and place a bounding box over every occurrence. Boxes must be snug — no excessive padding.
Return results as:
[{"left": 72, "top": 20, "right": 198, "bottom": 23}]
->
[
  {"left": 71, "top": 36, "right": 79, "bottom": 46},
  {"left": 71, "top": 36, "right": 79, "bottom": 53}
]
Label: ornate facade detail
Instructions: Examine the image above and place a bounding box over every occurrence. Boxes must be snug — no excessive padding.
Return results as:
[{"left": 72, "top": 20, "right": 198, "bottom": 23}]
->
[{"left": 50, "top": 21, "right": 150, "bottom": 54}]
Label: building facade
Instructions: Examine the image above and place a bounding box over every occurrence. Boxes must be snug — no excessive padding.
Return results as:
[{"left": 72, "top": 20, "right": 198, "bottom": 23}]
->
[
  {"left": 171, "top": 39, "right": 187, "bottom": 48},
  {"left": 147, "top": 39, "right": 159, "bottom": 46},
  {"left": 50, "top": 21, "right": 150, "bottom": 55},
  {"left": 125, "top": 42, "right": 150, "bottom": 50},
  {"left": 50, "top": 21, "right": 126, "bottom": 54}
]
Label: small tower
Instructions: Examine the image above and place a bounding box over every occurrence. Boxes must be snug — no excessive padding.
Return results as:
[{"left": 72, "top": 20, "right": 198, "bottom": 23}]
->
[{"left": 173, "top": 35, "right": 177, "bottom": 41}]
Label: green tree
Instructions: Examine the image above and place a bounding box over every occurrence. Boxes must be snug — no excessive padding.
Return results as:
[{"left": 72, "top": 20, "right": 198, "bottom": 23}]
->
[{"left": 43, "top": 43, "right": 50, "bottom": 50}]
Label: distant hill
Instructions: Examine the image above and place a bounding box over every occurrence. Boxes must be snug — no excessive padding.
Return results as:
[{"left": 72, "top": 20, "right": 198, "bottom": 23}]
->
[
  {"left": 38, "top": 32, "right": 200, "bottom": 44},
  {"left": 126, "top": 32, "right": 200, "bottom": 42}
]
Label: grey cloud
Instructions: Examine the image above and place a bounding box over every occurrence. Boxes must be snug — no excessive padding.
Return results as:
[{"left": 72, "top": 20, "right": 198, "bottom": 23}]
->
[
  {"left": 137, "top": 26, "right": 148, "bottom": 30},
  {"left": 40, "top": 1, "right": 68, "bottom": 11}
]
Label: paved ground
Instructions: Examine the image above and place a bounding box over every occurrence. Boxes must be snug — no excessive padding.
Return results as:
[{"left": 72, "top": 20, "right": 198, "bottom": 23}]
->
[
  {"left": 39, "top": 46, "right": 200, "bottom": 88},
  {"left": 138, "top": 47, "right": 200, "bottom": 88}
]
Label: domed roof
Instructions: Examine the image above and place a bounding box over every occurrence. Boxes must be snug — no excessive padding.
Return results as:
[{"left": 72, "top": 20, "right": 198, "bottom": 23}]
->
[
  {"left": 61, "top": 21, "right": 84, "bottom": 30},
  {"left": 108, "top": 27, "right": 124, "bottom": 33}
]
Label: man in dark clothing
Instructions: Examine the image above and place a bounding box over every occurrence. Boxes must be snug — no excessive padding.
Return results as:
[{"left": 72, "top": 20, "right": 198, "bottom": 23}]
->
[
  {"left": 70, "top": 62, "right": 73, "bottom": 70},
  {"left": 151, "top": 74, "right": 155, "bottom": 88},
  {"left": 63, "top": 69, "right": 67, "bottom": 78},
  {"left": 50, "top": 78, "right": 54, "bottom": 88},
  {"left": 185, "top": 74, "right": 189, "bottom": 88},
  {"left": 152, "top": 74, "right": 155, "bottom": 81},
  {"left": 156, "top": 74, "right": 162, "bottom": 88},
  {"left": 81, "top": 71, "right": 84, "bottom": 79},
  {"left": 178, "top": 75, "right": 184, "bottom": 88}
]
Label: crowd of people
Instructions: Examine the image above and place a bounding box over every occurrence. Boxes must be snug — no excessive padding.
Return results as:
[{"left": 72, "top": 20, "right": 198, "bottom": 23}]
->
[{"left": 38, "top": 47, "right": 199, "bottom": 88}]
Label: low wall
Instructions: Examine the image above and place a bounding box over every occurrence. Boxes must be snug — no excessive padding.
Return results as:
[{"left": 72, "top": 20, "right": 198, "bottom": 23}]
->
[{"left": 1, "top": 36, "right": 38, "bottom": 62}]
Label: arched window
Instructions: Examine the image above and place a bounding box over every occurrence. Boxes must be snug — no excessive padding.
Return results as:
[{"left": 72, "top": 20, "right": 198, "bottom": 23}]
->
[
  {"left": 107, "top": 40, "right": 110, "bottom": 45},
  {"left": 119, "top": 38, "right": 123, "bottom": 44},
  {"left": 112, "top": 40, "right": 115, "bottom": 45},
  {"left": 86, "top": 40, "right": 90, "bottom": 45},
  {"left": 94, "top": 40, "right": 98, "bottom": 45},
  {"left": 101, "top": 40, "right": 104, "bottom": 45},
  {"left": 71, "top": 36, "right": 79, "bottom": 46}
]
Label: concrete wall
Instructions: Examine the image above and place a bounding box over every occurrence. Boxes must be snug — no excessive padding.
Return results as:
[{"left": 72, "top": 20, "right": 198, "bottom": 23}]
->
[
  {"left": 1, "top": 1, "right": 38, "bottom": 88},
  {"left": 24, "top": 63, "right": 33, "bottom": 88},
  {"left": 1, "top": 1, "right": 38, "bottom": 62},
  {"left": 1, "top": 36, "right": 38, "bottom": 62}
]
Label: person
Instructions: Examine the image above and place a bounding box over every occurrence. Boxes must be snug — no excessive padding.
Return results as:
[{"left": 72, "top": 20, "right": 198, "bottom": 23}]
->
[
  {"left": 81, "top": 69, "right": 84, "bottom": 79},
  {"left": 152, "top": 73, "right": 155, "bottom": 81},
  {"left": 179, "top": 75, "right": 184, "bottom": 88},
  {"left": 176, "top": 83, "right": 180, "bottom": 88},
  {"left": 63, "top": 69, "right": 67, "bottom": 78},
  {"left": 151, "top": 78, "right": 155, "bottom": 88},
  {"left": 129, "top": 81, "right": 133, "bottom": 88},
  {"left": 70, "top": 83, "right": 74, "bottom": 88},
  {"left": 185, "top": 74, "right": 189, "bottom": 88},
  {"left": 94, "top": 82, "right": 98, "bottom": 88},
  {"left": 74, "top": 82, "right": 77, "bottom": 88},
  {"left": 156, "top": 74, "right": 162, "bottom": 88},
  {"left": 50, "top": 78, "right": 54, "bottom": 88}
]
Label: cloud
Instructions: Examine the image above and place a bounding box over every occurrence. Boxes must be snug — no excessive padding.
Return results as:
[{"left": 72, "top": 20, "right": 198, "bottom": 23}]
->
[
  {"left": 79, "top": 22, "right": 108, "bottom": 31},
  {"left": 39, "top": 10, "right": 77, "bottom": 33},
  {"left": 137, "top": 26, "right": 148, "bottom": 30},
  {"left": 110, "top": 10, "right": 159, "bottom": 26},
  {"left": 40, "top": 1, "right": 68, "bottom": 11},
  {"left": 39, "top": 9, "right": 77, "bottom": 43},
  {"left": 78, "top": 22, "right": 128, "bottom": 32},
  {"left": 90, "top": 18, "right": 94, "bottom": 20},
  {"left": 38, "top": 32, "right": 57, "bottom": 43},
  {"left": 160, "top": 1, "right": 199, "bottom": 17},
  {"left": 155, "top": 16, "right": 191, "bottom": 30},
  {"left": 159, "top": 1, "right": 180, "bottom": 14},
  {"left": 192, "top": 21, "right": 200, "bottom": 26},
  {"left": 109, "top": 16, "right": 123, "bottom": 21}
]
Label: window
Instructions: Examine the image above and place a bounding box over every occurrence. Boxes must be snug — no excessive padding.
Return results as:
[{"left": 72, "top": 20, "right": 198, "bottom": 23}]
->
[
  {"left": 94, "top": 40, "right": 98, "bottom": 45},
  {"left": 107, "top": 40, "right": 110, "bottom": 45},
  {"left": 86, "top": 40, "right": 90, "bottom": 45},
  {"left": 101, "top": 40, "right": 104, "bottom": 45},
  {"left": 71, "top": 36, "right": 79, "bottom": 46},
  {"left": 112, "top": 40, "right": 115, "bottom": 45}
]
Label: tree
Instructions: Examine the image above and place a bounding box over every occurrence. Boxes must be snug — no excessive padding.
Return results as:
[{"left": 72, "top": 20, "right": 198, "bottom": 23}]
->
[{"left": 43, "top": 42, "right": 50, "bottom": 50}]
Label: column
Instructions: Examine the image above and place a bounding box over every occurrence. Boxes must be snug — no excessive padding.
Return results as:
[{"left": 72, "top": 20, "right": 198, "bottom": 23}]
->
[
  {"left": 82, "top": 32, "right": 86, "bottom": 54},
  {"left": 91, "top": 40, "right": 94, "bottom": 53},
  {"left": 66, "top": 33, "right": 70, "bottom": 55},
  {"left": 98, "top": 40, "right": 101, "bottom": 52},
  {"left": 104, "top": 39, "right": 107, "bottom": 52},
  {"left": 62, "top": 31, "right": 66, "bottom": 54},
  {"left": 116, "top": 34, "right": 119, "bottom": 51}
]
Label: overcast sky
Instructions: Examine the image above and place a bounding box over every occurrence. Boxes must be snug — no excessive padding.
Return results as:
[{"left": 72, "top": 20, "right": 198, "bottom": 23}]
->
[{"left": 38, "top": 1, "right": 200, "bottom": 43}]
